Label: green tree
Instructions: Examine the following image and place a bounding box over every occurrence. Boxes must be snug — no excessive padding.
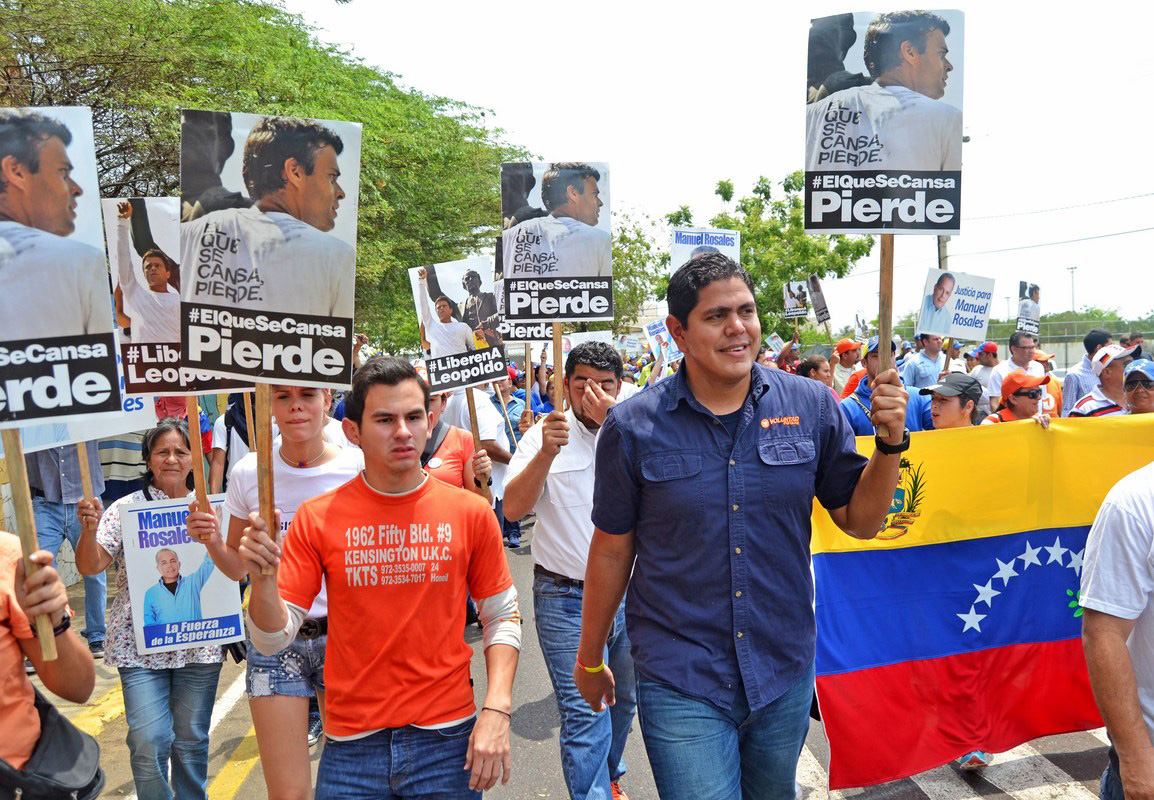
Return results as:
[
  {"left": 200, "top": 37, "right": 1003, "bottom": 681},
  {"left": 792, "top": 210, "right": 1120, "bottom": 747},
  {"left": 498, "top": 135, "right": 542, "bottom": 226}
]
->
[
  {"left": 0, "top": 0, "right": 527, "bottom": 352},
  {"left": 677, "top": 172, "right": 875, "bottom": 345}
]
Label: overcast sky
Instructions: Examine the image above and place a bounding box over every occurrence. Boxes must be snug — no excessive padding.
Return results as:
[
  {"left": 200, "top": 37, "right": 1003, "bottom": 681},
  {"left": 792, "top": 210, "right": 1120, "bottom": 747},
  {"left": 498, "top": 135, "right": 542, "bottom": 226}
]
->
[{"left": 281, "top": 0, "right": 1154, "bottom": 333}]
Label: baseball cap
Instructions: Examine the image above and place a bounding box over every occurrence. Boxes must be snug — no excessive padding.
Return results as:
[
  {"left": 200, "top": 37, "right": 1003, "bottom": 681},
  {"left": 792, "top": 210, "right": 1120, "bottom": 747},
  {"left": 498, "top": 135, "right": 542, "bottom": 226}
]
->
[
  {"left": 507, "top": 366, "right": 518, "bottom": 381},
  {"left": 835, "top": 338, "right": 862, "bottom": 355},
  {"left": 964, "top": 346, "right": 980, "bottom": 359},
  {"left": 866, "top": 335, "right": 897, "bottom": 355},
  {"left": 1033, "top": 349, "right": 1056, "bottom": 362},
  {"left": 977, "top": 341, "right": 998, "bottom": 354},
  {"left": 1001, "top": 369, "right": 1050, "bottom": 399},
  {"left": 1124, "top": 359, "right": 1154, "bottom": 384},
  {"left": 1091, "top": 344, "right": 1141, "bottom": 376},
  {"left": 919, "top": 373, "right": 983, "bottom": 404}
]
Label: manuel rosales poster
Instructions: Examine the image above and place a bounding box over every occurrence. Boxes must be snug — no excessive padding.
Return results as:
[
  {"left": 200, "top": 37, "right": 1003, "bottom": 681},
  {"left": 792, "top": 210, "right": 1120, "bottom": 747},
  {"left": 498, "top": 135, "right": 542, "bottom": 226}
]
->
[
  {"left": 0, "top": 106, "right": 121, "bottom": 427},
  {"left": 1017, "top": 280, "right": 1040, "bottom": 335},
  {"left": 804, "top": 10, "right": 964, "bottom": 234},
  {"left": 644, "top": 320, "right": 682, "bottom": 365},
  {"left": 914, "top": 268, "right": 994, "bottom": 340},
  {"left": 500, "top": 162, "right": 613, "bottom": 323},
  {"left": 669, "top": 227, "right": 740, "bottom": 273},
  {"left": 407, "top": 257, "right": 507, "bottom": 393},
  {"left": 121, "top": 494, "right": 243, "bottom": 655},
  {"left": 179, "top": 110, "right": 362, "bottom": 388},
  {"left": 103, "top": 197, "right": 247, "bottom": 397}
]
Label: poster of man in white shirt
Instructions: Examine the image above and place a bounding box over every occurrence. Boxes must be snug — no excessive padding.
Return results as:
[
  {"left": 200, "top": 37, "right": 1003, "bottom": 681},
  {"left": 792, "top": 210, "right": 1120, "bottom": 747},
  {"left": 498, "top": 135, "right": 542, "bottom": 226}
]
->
[
  {"left": 408, "top": 257, "right": 507, "bottom": 393},
  {"left": 501, "top": 162, "right": 613, "bottom": 323},
  {"left": 0, "top": 106, "right": 121, "bottom": 426},
  {"left": 804, "top": 10, "right": 964, "bottom": 234},
  {"left": 179, "top": 110, "right": 361, "bottom": 388},
  {"left": 783, "top": 281, "right": 810, "bottom": 319},
  {"left": 914, "top": 268, "right": 994, "bottom": 340},
  {"left": 1017, "top": 281, "right": 1041, "bottom": 335}
]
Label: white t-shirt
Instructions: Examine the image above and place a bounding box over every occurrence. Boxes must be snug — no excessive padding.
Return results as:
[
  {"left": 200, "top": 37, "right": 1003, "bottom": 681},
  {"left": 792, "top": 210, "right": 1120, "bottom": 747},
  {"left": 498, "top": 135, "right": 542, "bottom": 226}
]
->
[
  {"left": 116, "top": 218, "right": 180, "bottom": 343},
  {"left": 805, "top": 83, "right": 962, "bottom": 172},
  {"left": 986, "top": 358, "right": 1048, "bottom": 405},
  {"left": 502, "top": 214, "right": 611, "bottom": 278},
  {"left": 0, "top": 220, "right": 111, "bottom": 339},
  {"left": 181, "top": 208, "right": 354, "bottom": 317},
  {"left": 833, "top": 363, "right": 860, "bottom": 394},
  {"left": 617, "top": 381, "right": 641, "bottom": 402},
  {"left": 225, "top": 444, "right": 364, "bottom": 619},
  {"left": 507, "top": 407, "right": 598, "bottom": 581},
  {"left": 969, "top": 363, "right": 997, "bottom": 416},
  {"left": 1081, "top": 460, "right": 1154, "bottom": 745},
  {"left": 443, "top": 388, "right": 508, "bottom": 501}
]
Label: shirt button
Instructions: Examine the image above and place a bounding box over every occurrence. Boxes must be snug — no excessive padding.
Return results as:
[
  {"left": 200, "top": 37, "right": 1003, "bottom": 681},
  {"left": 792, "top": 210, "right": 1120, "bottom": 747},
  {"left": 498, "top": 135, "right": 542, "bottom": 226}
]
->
[
  {"left": 735, "top": 547, "right": 742, "bottom": 554},
  {"left": 736, "top": 631, "right": 744, "bottom": 638},
  {"left": 732, "top": 504, "right": 739, "bottom": 512},
  {"left": 712, "top": 419, "right": 720, "bottom": 425},
  {"left": 729, "top": 459, "right": 736, "bottom": 466},
  {"left": 735, "top": 591, "right": 742, "bottom": 597}
]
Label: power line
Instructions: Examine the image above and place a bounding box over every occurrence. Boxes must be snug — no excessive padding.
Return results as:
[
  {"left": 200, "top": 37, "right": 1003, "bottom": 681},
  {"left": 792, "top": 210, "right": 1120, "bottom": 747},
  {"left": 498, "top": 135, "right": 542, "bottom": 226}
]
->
[{"left": 967, "top": 192, "right": 1154, "bottom": 220}]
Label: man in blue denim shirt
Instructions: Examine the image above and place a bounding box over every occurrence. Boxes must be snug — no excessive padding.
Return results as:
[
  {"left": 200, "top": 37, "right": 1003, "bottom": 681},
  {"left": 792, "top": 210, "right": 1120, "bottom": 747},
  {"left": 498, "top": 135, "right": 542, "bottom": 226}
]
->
[{"left": 574, "top": 255, "right": 909, "bottom": 800}]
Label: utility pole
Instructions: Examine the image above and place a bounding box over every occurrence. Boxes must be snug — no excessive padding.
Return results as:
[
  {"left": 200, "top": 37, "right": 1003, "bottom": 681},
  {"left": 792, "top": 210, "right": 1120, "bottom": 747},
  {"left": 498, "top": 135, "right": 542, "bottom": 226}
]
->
[{"left": 1067, "top": 265, "right": 1077, "bottom": 312}]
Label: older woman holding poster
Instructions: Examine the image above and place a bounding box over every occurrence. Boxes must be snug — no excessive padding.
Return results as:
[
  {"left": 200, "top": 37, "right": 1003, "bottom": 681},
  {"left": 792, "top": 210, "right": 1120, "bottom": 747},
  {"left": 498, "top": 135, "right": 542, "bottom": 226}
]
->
[{"left": 75, "top": 420, "right": 227, "bottom": 800}]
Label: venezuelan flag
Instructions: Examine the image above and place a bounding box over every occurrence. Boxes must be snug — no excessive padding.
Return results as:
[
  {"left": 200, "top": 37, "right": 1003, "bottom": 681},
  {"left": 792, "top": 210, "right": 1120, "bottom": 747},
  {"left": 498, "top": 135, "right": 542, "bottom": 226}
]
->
[{"left": 811, "top": 415, "right": 1154, "bottom": 789}]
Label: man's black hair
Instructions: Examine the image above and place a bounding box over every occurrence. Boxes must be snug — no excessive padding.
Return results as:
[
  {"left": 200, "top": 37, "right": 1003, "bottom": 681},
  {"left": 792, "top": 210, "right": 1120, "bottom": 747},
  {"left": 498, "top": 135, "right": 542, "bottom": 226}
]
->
[
  {"left": 141, "top": 418, "right": 195, "bottom": 491},
  {"left": 918, "top": 332, "right": 940, "bottom": 342},
  {"left": 1009, "top": 330, "right": 1036, "bottom": 349},
  {"left": 540, "top": 162, "right": 600, "bottom": 212},
  {"left": 242, "top": 116, "right": 344, "bottom": 201},
  {"left": 1083, "top": 328, "right": 1112, "bottom": 355},
  {"left": 564, "top": 341, "right": 623, "bottom": 381},
  {"left": 667, "top": 253, "right": 755, "bottom": 328},
  {"left": 344, "top": 356, "right": 429, "bottom": 425},
  {"left": 1130, "top": 330, "right": 1145, "bottom": 342},
  {"left": 0, "top": 110, "right": 72, "bottom": 194},
  {"left": 797, "top": 355, "right": 828, "bottom": 379},
  {"left": 863, "top": 10, "right": 951, "bottom": 78},
  {"left": 433, "top": 294, "right": 453, "bottom": 307}
]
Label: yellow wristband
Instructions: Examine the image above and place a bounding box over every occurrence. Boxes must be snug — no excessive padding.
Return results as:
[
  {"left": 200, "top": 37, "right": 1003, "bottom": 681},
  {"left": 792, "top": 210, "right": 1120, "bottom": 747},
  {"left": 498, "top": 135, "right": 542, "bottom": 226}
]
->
[{"left": 577, "top": 657, "right": 605, "bottom": 673}]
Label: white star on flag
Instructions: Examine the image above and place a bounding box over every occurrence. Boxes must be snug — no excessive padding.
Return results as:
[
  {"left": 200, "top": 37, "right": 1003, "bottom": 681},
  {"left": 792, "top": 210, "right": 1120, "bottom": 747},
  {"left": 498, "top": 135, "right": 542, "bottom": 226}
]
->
[
  {"left": 994, "top": 557, "right": 1019, "bottom": 586},
  {"left": 1018, "top": 541, "right": 1042, "bottom": 569},
  {"left": 958, "top": 605, "right": 986, "bottom": 633},
  {"left": 973, "top": 580, "right": 1001, "bottom": 607},
  {"left": 1067, "top": 549, "right": 1084, "bottom": 576},
  {"left": 1045, "top": 536, "right": 1068, "bottom": 565}
]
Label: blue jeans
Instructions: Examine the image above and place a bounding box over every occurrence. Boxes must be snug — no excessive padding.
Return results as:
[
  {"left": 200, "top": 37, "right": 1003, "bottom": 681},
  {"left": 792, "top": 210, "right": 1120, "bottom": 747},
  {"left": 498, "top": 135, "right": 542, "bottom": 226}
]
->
[
  {"left": 33, "top": 496, "right": 106, "bottom": 643},
  {"left": 534, "top": 572, "right": 637, "bottom": 800},
  {"left": 315, "top": 720, "right": 481, "bottom": 799},
  {"left": 1101, "top": 744, "right": 1124, "bottom": 800},
  {"left": 119, "top": 663, "right": 223, "bottom": 800},
  {"left": 637, "top": 662, "right": 815, "bottom": 800}
]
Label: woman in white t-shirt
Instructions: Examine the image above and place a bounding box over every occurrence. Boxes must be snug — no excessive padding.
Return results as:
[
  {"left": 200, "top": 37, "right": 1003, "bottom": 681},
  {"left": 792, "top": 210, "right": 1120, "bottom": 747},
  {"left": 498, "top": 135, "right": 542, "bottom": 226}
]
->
[{"left": 205, "top": 385, "right": 362, "bottom": 800}]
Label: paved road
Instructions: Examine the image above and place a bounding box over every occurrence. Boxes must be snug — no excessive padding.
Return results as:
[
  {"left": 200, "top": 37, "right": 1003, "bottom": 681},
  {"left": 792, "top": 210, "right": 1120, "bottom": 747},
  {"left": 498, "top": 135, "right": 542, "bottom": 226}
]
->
[{"left": 41, "top": 520, "right": 1110, "bottom": 799}]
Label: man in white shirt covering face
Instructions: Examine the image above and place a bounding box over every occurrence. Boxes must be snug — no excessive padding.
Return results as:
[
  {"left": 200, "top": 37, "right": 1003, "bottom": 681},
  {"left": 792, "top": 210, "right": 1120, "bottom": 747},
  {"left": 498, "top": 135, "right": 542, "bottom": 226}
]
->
[{"left": 0, "top": 109, "right": 111, "bottom": 340}]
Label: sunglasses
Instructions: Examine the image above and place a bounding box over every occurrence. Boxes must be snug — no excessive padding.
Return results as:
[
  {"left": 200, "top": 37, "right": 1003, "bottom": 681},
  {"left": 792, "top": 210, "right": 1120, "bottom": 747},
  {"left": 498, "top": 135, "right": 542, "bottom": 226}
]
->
[
  {"left": 1126, "top": 377, "right": 1154, "bottom": 391},
  {"left": 1012, "top": 388, "right": 1043, "bottom": 400}
]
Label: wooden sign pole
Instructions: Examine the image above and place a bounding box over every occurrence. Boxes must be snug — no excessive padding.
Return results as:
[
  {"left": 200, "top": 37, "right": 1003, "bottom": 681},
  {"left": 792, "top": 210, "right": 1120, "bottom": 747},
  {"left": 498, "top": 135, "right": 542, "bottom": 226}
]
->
[
  {"left": 242, "top": 391, "right": 256, "bottom": 452},
  {"left": 74, "top": 442, "right": 94, "bottom": 503},
  {"left": 464, "top": 390, "right": 493, "bottom": 504},
  {"left": 1, "top": 430, "right": 57, "bottom": 660},
  {"left": 185, "top": 397, "right": 211, "bottom": 541},
  {"left": 876, "top": 233, "right": 895, "bottom": 439},
  {"left": 552, "top": 323, "right": 565, "bottom": 412},
  {"left": 492, "top": 382, "right": 518, "bottom": 448},
  {"left": 254, "top": 383, "right": 277, "bottom": 575}
]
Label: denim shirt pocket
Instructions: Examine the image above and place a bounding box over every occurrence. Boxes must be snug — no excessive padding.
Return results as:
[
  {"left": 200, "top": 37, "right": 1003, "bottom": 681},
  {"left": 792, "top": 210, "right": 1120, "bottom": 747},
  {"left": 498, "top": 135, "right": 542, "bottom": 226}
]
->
[
  {"left": 757, "top": 437, "right": 817, "bottom": 502},
  {"left": 639, "top": 451, "right": 704, "bottom": 516}
]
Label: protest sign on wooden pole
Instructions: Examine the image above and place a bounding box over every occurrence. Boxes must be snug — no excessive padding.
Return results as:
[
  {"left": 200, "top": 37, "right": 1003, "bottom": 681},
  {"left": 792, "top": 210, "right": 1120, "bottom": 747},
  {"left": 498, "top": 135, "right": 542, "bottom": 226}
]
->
[
  {"left": 185, "top": 397, "right": 211, "bottom": 539},
  {"left": 254, "top": 383, "right": 276, "bottom": 575},
  {"left": 493, "top": 383, "right": 518, "bottom": 448},
  {"left": 876, "top": 233, "right": 895, "bottom": 438},
  {"left": 75, "top": 442, "right": 94, "bottom": 503},
  {"left": 1, "top": 430, "right": 57, "bottom": 660},
  {"left": 524, "top": 344, "right": 532, "bottom": 399},
  {"left": 464, "top": 390, "right": 493, "bottom": 505},
  {"left": 552, "top": 323, "right": 565, "bottom": 411}
]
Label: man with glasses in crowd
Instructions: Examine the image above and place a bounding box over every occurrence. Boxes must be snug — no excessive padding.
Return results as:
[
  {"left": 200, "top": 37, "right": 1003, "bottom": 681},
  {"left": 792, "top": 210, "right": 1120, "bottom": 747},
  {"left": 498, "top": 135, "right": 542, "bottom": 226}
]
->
[
  {"left": 1123, "top": 360, "right": 1154, "bottom": 415},
  {"left": 985, "top": 332, "right": 1047, "bottom": 408},
  {"left": 1070, "top": 344, "right": 1140, "bottom": 418}
]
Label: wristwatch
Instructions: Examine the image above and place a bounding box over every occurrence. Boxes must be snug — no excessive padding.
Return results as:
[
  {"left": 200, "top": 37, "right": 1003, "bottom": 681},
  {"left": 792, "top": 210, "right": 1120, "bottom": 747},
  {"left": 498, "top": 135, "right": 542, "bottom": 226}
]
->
[{"left": 874, "top": 429, "right": 911, "bottom": 455}]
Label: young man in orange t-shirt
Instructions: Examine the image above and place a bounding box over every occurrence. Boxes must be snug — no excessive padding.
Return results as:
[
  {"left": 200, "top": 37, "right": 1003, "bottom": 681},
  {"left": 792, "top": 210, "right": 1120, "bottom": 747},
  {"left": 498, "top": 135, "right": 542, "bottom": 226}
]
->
[{"left": 241, "top": 358, "right": 522, "bottom": 799}]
